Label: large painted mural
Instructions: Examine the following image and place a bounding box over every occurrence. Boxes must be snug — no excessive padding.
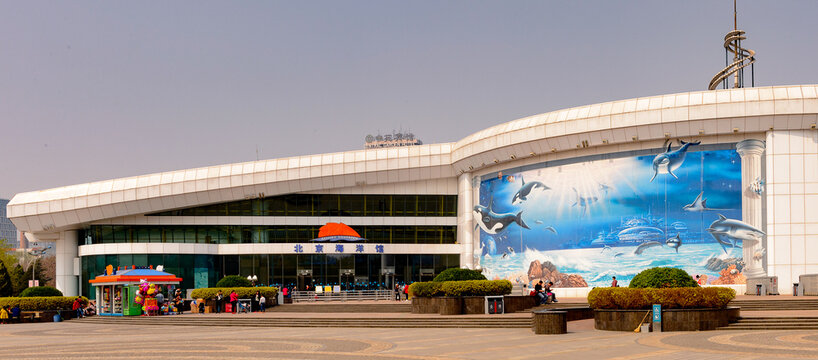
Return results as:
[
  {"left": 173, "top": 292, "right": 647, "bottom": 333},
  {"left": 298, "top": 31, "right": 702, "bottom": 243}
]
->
[{"left": 475, "top": 141, "right": 758, "bottom": 288}]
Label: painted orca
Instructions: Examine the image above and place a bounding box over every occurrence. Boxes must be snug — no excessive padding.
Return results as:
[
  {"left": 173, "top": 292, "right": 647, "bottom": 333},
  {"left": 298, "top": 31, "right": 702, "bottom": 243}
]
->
[
  {"left": 506, "top": 246, "right": 515, "bottom": 255},
  {"left": 649, "top": 140, "right": 701, "bottom": 182},
  {"left": 665, "top": 234, "right": 682, "bottom": 253},
  {"left": 472, "top": 204, "right": 530, "bottom": 235},
  {"left": 683, "top": 191, "right": 727, "bottom": 212},
  {"left": 501, "top": 252, "right": 509, "bottom": 259},
  {"left": 511, "top": 176, "right": 550, "bottom": 205},
  {"left": 707, "top": 214, "right": 765, "bottom": 254},
  {"left": 633, "top": 241, "right": 662, "bottom": 255}
]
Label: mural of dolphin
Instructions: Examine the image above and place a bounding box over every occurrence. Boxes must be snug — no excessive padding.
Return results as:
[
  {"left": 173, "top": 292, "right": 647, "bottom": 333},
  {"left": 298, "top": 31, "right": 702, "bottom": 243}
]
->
[
  {"left": 511, "top": 176, "right": 550, "bottom": 205},
  {"left": 665, "top": 234, "right": 682, "bottom": 253},
  {"left": 473, "top": 204, "right": 530, "bottom": 235},
  {"left": 572, "top": 188, "right": 598, "bottom": 217},
  {"left": 683, "top": 191, "right": 727, "bottom": 212},
  {"left": 649, "top": 140, "right": 701, "bottom": 182},
  {"left": 707, "top": 214, "right": 765, "bottom": 254},
  {"left": 633, "top": 241, "right": 662, "bottom": 255}
]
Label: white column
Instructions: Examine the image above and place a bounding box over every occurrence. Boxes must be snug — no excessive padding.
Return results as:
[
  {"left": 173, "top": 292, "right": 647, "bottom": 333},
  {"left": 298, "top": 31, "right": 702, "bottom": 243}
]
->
[
  {"left": 736, "top": 139, "right": 766, "bottom": 279},
  {"left": 56, "top": 230, "right": 79, "bottom": 296},
  {"left": 457, "top": 173, "right": 474, "bottom": 269}
]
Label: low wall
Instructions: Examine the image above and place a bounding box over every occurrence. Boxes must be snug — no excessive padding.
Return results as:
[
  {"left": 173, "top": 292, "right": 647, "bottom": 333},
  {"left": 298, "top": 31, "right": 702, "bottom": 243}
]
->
[{"left": 594, "top": 307, "right": 740, "bottom": 331}]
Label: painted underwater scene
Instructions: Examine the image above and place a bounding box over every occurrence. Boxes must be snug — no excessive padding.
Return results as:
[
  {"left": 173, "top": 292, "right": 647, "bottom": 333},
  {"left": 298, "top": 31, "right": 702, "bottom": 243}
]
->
[{"left": 476, "top": 145, "right": 749, "bottom": 287}]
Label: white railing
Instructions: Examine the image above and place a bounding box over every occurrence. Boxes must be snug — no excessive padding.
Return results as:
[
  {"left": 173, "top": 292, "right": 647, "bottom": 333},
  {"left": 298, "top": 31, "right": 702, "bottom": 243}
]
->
[{"left": 290, "top": 290, "right": 394, "bottom": 302}]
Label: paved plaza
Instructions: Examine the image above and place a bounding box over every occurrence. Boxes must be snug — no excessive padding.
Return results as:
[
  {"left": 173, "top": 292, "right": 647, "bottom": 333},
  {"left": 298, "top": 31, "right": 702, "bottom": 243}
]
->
[{"left": 3, "top": 318, "right": 818, "bottom": 359}]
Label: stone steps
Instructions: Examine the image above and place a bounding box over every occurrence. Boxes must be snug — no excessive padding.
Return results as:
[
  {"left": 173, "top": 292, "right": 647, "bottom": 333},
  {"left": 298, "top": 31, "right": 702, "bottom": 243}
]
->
[
  {"left": 728, "top": 299, "right": 818, "bottom": 311},
  {"left": 267, "top": 303, "right": 412, "bottom": 313},
  {"left": 80, "top": 316, "right": 532, "bottom": 328},
  {"left": 719, "top": 316, "right": 818, "bottom": 330}
]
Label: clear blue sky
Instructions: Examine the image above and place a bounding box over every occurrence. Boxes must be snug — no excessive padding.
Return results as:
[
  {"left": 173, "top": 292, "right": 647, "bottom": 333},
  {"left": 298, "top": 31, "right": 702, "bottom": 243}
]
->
[{"left": 2, "top": 1, "right": 817, "bottom": 198}]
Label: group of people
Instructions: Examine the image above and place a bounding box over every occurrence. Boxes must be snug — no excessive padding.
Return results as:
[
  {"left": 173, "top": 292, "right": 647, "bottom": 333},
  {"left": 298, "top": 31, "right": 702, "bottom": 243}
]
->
[
  {"left": 211, "top": 290, "right": 266, "bottom": 314},
  {"left": 154, "top": 288, "right": 186, "bottom": 315},
  {"left": 0, "top": 305, "right": 20, "bottom": 324},
  {"left": 394, "top": 283, "right": 410, "bottom": 301},
  {"left": 532, "top": 280, "right": 559, "bottom": 304}
]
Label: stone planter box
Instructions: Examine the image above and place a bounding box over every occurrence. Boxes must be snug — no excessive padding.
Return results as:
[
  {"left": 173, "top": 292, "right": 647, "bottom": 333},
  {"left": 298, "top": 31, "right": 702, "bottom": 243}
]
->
[
  {"left": 462, "top": 296, "right": 485, "bottom": 314},
  {"left": 503, "top": 295, "right": 538, "bottom": 313},
  {"left": 594, "top": 307, "right": 740, "bottom": 331},
  {"left": 532, "top": 310, "right": 567, "bottom": 334},
  {"left": 413, "top": 295, "right": 535, "bottom": 315},
  {"left": 411, "top": 297, "right": 439, "bottom": 314},
  {"left": 439, "top": 297, "right": 462, "bottom": 315}
]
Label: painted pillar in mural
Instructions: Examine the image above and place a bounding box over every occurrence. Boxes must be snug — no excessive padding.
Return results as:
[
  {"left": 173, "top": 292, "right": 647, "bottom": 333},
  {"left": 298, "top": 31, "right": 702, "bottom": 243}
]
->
[
  {"left": 736, "top": 139, "right": 767, "bottom": 279},
  {"left": 457, "top": 172, "right": 474, "bottom": 269}
]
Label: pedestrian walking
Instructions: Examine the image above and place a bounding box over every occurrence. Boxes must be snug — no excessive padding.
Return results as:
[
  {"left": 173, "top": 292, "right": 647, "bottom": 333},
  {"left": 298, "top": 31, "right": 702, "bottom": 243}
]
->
[{"left": 259, "top": 294, "right": 266, "bottom": 312}]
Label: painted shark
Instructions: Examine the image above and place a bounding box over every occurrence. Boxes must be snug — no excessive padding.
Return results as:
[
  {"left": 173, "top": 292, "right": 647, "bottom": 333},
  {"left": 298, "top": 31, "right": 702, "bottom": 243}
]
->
[
  {"left": 683, "top": 192, "right": 727, "bottom": 212},
  {"left": 511, "top": 176, "right": 550, "bottom": 205},
  {"left": 649, "top": 140, "right": 701, "bottom": 182},
  {"left": 473, "top": 204, "right": 530, "bottom": 235},
  {"left": 707, "top": 214, "right": 766, "bottom": 254}
]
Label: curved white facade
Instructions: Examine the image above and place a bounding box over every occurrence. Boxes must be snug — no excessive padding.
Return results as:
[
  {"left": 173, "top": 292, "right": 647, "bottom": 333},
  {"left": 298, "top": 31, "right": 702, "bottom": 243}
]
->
[{"left": 8, "top": 84, "right": 818, "bottom": 296}]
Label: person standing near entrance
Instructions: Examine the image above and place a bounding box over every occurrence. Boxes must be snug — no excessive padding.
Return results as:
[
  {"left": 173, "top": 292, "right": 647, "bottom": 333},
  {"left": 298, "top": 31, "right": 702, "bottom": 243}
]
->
[
  {"left": 214, "top": 290, "right": 224, "bottom": 314},
  {"left": 229, "top": 290, "right": 238, "bottom": 314}
]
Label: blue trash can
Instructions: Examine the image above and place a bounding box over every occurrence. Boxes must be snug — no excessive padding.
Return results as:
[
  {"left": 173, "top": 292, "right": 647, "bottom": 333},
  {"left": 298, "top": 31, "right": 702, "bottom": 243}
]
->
[{"left": 53, "top": 313, "right": 62, "bottom": 322}]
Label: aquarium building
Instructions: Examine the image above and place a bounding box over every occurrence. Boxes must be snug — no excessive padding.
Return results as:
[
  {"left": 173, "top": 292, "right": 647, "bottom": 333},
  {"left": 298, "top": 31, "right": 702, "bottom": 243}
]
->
[{"left": 7, "top": 84, "right": 818, "bottom": 297}]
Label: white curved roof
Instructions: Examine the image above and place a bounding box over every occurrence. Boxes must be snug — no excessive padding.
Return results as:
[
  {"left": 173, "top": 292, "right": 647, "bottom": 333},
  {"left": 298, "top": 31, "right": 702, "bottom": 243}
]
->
[{"left": 9, "top": 84, "right": 818, "bottom": 233}]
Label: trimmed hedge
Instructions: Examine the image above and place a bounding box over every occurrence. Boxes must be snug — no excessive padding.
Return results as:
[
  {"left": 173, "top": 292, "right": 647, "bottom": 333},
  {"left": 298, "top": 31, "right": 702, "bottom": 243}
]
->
[
  {"left": 215, "top": 275, "right": 252, "bottom": 288},
  {"left": 410, "top": 280, "right": 512, "bottom": 297},
  {"left": 0, "top": 296, "right": 88, "bottom": 310},
  {"left": 587, "top": 287, "right": 735, "bottom": 310},
  {"left": 629, "top": 267, "right": 699, "bottom": 288},
  {"left": 190, "top": 287, "right": 278, "bottom": 300},
  {"left": 20, "top": 286, "right": 63, "bottom": 297},
  {"left": 433, "top": 268, "right": 487, "bottom": 282}
]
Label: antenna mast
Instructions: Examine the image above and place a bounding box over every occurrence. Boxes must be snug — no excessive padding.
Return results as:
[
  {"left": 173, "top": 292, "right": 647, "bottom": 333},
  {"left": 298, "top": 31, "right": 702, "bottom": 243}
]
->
[{"left": 708, "top": 0, "right": 756, "bottom": 90}]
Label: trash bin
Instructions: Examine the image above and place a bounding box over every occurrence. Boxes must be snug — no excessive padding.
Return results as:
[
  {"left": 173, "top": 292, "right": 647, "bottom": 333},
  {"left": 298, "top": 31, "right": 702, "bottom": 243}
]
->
[
  {"left": 756, "top": 284, "right": 763, "bottom": 296},
  {"left": 794, "top": 283, "right": 800, "bottom": 296},
  {"left": 225, "top": 303, "right": 232, "bottom": 313},
  {"left": 53, "top": 313, "right": 62, "bottom": 322}
]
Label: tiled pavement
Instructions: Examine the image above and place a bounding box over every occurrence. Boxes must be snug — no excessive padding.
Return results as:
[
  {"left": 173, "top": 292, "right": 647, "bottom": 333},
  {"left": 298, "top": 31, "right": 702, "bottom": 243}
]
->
[{"left": 3, "top": 319, "right": 818, "bottom": 359}]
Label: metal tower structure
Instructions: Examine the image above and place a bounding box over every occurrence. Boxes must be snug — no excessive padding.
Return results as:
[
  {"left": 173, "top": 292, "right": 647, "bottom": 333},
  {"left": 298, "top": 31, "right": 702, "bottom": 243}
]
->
[{"left": 708, "top": 0, "right": 756, "bottom": 90}]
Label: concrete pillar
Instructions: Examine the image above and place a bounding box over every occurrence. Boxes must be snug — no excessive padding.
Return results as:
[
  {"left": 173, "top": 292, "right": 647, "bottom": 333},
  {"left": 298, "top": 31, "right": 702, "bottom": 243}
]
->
[
  {"left": 457, "top": 172, "right": 474, "bottom": 269},
  {"left": 56, "top": 230, "right": 79, "bottom": 296},
  {"left": 736, "top": 139, "right": 767, "bottom": 279}
]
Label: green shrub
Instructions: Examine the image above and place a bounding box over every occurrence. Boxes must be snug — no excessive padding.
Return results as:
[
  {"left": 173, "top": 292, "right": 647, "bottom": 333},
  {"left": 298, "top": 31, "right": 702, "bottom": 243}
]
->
[
  {"left": 409, "top": 282, "right": 444, "bottom": 297},
  {"left": 587, "top": 287, "right": 735, "bottom": 310},
  {"left": 215, "top": 275, "right": 252, "bottom": 288},
  {"left": 190, "top": 287, "right": 277, "bottom": 300},
  {"left": 432, "top": 268, "right": 487, "bottom": 282},
  {"left": 0, "top": 296, "right": 88, "bottom": 310},
  {"left": 629, "top": 267, "right": 699, "bottom": 288},
  {"left": 20, "top": 286, "right": 63, "bottom": 297},
  {"left": 410, "top": 280, "right": 511, "bottom": 297}
]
